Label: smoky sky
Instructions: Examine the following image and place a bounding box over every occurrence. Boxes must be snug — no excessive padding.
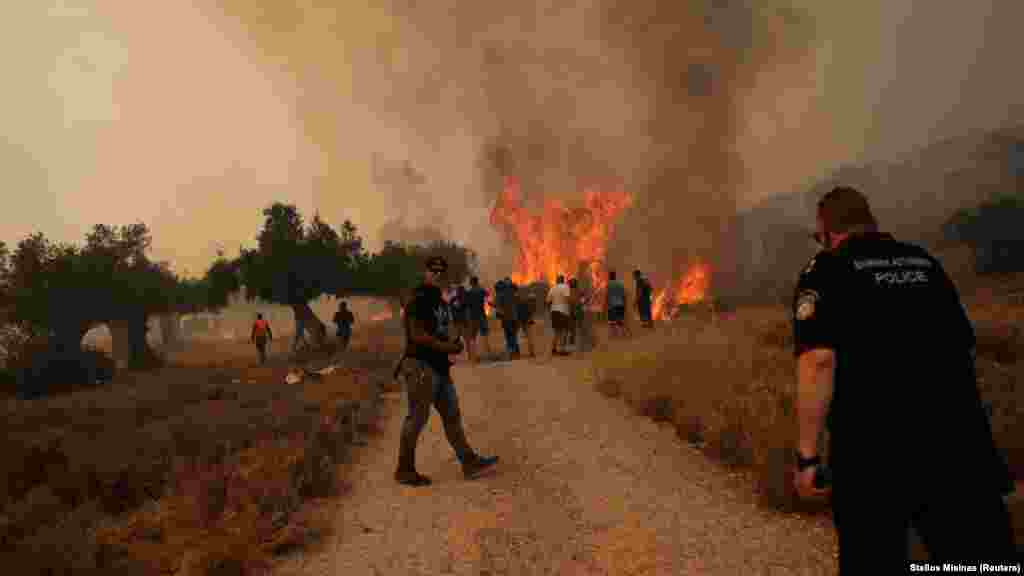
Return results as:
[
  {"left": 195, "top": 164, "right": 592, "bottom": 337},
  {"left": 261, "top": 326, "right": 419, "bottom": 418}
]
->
[
  {"left": 358, "top": 0, "right": 820, "bottom": 284},
  {"left": 3, "top": 1, "right": 1022, "bottom": 285}
]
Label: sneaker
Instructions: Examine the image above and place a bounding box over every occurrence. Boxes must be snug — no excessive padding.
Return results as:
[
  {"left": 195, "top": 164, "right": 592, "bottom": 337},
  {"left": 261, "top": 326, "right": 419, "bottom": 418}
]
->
[
  {"left": 395, "top": 470, "right": 432, "bottom": 487},
  {"left": 462, "top": 454, "right": 499, "bottom": 479}
]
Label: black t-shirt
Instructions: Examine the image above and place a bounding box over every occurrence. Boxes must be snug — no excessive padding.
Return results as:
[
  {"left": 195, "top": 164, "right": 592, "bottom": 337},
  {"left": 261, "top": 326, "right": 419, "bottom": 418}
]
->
[
  {"left": 792, "top": 233, "right": 1008, "bottom": 490},
  {"left": 465, "top": 287, "right": 487, "bottom": 318},
  {"left": 517, "top": 297, "right": 534, "bottom": 323},
  {"left": 406, "top": 283, "right": 453, "bottom": 372},
  {"left": 494, "top": 282, "right": 518, "bottom": 320}
]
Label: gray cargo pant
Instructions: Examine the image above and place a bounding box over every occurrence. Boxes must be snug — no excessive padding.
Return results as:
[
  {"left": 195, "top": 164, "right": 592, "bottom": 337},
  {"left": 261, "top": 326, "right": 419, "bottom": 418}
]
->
[{"left": 397, "top": 357, "right": 474, "bottom": 464}]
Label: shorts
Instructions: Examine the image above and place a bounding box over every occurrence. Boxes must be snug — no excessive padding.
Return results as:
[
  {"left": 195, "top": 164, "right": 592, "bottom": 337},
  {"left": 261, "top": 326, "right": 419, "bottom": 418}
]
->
[
  {"left": 608, "top": 306, "right": 625, "bottom": 324},
  {"left": 550, "top": 311, "right": 570, "bottom": 332}
]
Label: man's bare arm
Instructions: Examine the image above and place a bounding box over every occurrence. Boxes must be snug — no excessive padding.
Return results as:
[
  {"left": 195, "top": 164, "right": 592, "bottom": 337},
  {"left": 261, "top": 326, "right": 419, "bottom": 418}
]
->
[{"left": 796, "top": 348, "right": 835, "bottom": 456}]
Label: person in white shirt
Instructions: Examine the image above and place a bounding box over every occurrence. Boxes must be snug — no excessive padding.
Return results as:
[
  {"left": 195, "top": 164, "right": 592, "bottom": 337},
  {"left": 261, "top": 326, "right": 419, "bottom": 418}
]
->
[{"left": 545, "top": 275, "right": 572, "bottom": 356}]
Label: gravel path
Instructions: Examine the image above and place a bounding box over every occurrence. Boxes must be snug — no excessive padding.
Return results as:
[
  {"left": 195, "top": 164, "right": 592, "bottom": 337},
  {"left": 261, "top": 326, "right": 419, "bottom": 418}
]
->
[{"left": 273, "top": 357, "right": 838, "bottom": 575}]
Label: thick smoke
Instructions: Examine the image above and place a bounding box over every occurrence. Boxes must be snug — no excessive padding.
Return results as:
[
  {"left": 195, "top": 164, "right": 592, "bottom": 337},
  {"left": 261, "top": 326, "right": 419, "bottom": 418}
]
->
[
  {"left": 218, "top": 1, "right": 1023, "bottom": 300},
  {"left": 215, "top": 0, "right": 816, "bottom": 288},
  {"left": 363, "top": 0, "right": 817, "bottom": 289}
]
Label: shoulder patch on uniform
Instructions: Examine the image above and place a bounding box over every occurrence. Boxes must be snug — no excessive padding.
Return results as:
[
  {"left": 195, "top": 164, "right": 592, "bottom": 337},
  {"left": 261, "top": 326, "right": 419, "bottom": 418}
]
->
[
  {"left": 794, "top": 289, "right": 818, "bottom": 321},
  {"left": 802, "top": 257, "right": 816, "bottom": 275}
]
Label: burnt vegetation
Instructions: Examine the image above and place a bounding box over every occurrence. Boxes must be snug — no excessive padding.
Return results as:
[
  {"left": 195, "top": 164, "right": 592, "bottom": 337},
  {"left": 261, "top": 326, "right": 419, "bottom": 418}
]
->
[
  {"left": 0, "top": 202, "right": 472, "bottom": 574},
  {"left": 0, "top": 202, "right": 473, "bottom": 399}
]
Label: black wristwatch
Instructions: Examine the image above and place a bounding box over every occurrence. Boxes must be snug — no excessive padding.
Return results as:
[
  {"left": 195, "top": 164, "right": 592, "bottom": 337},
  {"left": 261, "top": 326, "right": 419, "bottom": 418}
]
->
[{"left": 795, "top": 452, "right": 821, "bottom": 471}]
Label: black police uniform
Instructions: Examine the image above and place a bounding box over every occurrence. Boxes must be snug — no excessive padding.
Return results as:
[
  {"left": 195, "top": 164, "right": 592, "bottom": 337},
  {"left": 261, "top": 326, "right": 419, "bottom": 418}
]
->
[{"left": 792, "top": 232, "right": 1017, "bottom": 570}]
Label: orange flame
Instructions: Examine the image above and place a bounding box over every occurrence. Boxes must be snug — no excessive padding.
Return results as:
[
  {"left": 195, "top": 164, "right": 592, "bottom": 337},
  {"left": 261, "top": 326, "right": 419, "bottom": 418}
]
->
[
  {"left": 652, "top": 262, "right": 712, "bottom": 320},
  {"left": 489, "top": 176, "right": 632, "bottom": 299}
]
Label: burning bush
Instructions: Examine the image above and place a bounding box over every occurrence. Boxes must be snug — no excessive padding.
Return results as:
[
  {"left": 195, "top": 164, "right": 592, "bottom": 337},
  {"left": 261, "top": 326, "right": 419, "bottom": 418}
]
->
[
  {"left": 488, "top": 175, "right": 720, "bottom": 319},
  {"left": 490, "top": 176, "right": 632, "bottom": 303}
]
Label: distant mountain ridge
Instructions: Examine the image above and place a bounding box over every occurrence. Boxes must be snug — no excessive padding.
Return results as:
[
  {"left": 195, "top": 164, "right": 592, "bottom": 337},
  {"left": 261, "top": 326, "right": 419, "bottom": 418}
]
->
[{"left": 725, "top": 124, "right": 1024, "bottom": 304}]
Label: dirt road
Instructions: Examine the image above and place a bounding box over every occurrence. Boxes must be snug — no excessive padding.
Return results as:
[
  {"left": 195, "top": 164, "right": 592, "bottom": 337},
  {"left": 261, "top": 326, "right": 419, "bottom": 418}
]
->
[{"left": 273, "top": 356, "right": 838, "bottom": 575}]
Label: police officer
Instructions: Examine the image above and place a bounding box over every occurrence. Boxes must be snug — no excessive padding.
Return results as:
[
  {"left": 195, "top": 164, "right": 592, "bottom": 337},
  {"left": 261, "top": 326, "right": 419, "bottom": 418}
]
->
[
  {"left": 395, "top": 256, "right": 499, "bottom": 486},
  {"left": 792, "top": 186, "right": 1016, "bottom": 571}
]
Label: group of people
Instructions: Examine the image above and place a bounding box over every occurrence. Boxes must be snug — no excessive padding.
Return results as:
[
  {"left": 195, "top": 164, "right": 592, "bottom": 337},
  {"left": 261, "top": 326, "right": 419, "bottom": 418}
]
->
[
  {"left": 250, "top": 185, "right": 1018, "bottom": 569},
  {"left": 437, "top": 268, "right": 657, "bottom": 362},
  {"left": 438, "top": 274, "right": 581, "bottom": 361},
  {"left": 248, "top": 299, "right": 357, "bottom": 365},
  {"left": 441, "top": 276, "right": 493, "bottom": 363},
  {"left": 396, "top": 185, "right": 1018, "bottom": 570},
  {"left": 605, "top": 268, "right": 655, "bottom": 337}
]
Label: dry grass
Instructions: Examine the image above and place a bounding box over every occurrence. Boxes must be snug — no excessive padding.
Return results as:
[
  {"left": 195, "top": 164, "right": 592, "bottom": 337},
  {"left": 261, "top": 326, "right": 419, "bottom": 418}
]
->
[
  {"left": 0, "top": 322, "right": 404, "bottom": 575},
  {"left": 585, "top": 312, "right": 807, "bottom": 511},
  {"left": 585, "top": 301, "right": 1024, "bottom": 524}
]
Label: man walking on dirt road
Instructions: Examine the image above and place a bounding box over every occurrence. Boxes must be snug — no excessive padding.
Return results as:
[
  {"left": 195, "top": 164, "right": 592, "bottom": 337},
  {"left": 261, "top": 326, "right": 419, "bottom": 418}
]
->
[
  {"left": 250, "top": 313, "right": 273, "bottom": 365},
  {"left": 394, "top": 256, "right": 499, "bottom": 487},
  {"left": 792, "top": 186, "right": 1016, "bottom": 572}
]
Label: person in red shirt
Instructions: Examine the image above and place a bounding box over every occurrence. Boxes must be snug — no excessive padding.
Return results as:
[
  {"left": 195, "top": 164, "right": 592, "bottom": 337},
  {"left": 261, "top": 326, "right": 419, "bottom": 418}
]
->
[{"left": 250, "top": 313, "right": 273, "bottom": 365}]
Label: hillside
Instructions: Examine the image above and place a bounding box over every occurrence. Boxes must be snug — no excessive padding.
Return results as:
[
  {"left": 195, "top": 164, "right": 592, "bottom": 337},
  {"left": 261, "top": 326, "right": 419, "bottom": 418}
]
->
[{"left": 726, "top": 124, "right": 1024, "bottom": 304}]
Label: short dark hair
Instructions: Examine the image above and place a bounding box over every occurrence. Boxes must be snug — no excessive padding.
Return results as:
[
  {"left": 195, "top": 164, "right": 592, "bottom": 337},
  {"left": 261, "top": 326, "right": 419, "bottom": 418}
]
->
[
  {"left": 425, "top": 256, "right": 448, "bottom": 272},
  {"left": 556, "top": 274, "right": 565, "bottom": 284},
  {"left": 470, "top": 276, "right": 479, "bottom": 285},
  {"left": 609, "top": 270, "right": 617, "bottom": 280},
  {"left": 256, "top": 313, "right": 263, "bottom": 319},
  {"left": 817, "top": 186, "right": 878, "bottom": 235}
]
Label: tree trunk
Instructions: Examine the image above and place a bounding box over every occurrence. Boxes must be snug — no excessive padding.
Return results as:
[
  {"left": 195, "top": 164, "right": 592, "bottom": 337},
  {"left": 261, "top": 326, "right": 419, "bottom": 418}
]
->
[
  {"left": 291, "top": 302, "right": 326, "bottom": 347},
  {"left": 158, "top": 314, "right": 182, "bottom": 351},
  {"left": 109, "top": 314, "right": 151, "bottom": 370}
]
